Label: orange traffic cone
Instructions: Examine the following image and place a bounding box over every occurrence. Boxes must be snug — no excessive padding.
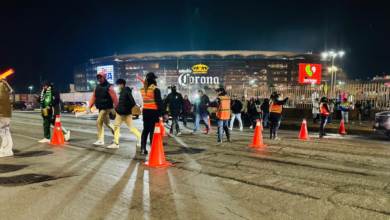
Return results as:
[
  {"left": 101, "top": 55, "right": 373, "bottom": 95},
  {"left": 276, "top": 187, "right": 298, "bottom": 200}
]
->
[
  {"left": 159, "top": 118, "right": 168, "bottom": 137},
  {"left": 249, "top": 120, "right": 267, "bottom": 147},
  {"left": 338, "top": 119, "right": 347, "bottom": 135},
  {"left": 203, "top": 115, "right": 213, "bottom": 132},
  {"left": 298, "top": 118, "right": 310, "bottom": 140},
  {"left": 143, "top": 123, "right": 172, "bottom": 168},
  {"left": 49, "top": 115, "right": 69, "bottom": 146}
]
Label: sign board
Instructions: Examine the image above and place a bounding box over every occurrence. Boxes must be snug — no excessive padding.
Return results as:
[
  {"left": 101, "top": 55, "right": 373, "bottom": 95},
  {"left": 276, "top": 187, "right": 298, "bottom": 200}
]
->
[
  {"left": 178, "top": 64, "right": 219, "bottom": 86},
  {"left": 97, "top": 65, "right": 114, "bottom": 84},
  {"left": 298, "top": 63, "right": 322, "bottom": 84}
]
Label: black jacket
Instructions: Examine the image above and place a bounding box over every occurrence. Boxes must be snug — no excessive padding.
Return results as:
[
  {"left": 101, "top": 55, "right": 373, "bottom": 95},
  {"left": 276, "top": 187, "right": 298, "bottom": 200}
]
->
[
  {"left": 230, "top": 100, "right": 243, "bottom": 114},
  {"left": 115, "top": 87, "right": 136, "bottom": 116},
  {"left": 95, "top": 81, "right": 114, "bottom": 110},
  {"left": 194, "top": 95, "right": 210, "bottom": 114},
  {"left": 164, "top": 91, "right": 185, "bottom": 113},
  {"left": 247, "top": 103, "right": 258, "bottom": 116},
  {"left": 260, "top": 102, "right": 270, "bottom": 113}
]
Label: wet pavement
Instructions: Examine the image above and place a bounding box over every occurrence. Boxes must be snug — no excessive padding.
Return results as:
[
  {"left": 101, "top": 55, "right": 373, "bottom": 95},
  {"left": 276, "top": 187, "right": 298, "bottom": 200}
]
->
[{"left": 0, "top": 111, "right": 389, "bottom": 220}]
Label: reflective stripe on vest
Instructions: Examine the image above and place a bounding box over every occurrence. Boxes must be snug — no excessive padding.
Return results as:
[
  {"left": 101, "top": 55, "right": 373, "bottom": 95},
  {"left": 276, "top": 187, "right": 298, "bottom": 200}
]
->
[
  {"left": 270, "top": 102, "right": 282, "bottom": 114},
  {"left": 141, "top": 85, "right": 158, "bottom": 110},
  {"left": 320, "top": 103, "right": 329, "bottom": 115},
  {"left": 216, "top": 95, "right": 231, "bottom": 120}
]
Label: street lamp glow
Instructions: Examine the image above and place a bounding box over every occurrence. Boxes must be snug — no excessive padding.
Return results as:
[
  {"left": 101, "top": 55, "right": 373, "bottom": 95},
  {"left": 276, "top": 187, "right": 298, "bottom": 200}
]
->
[
  {"left": 250, "top": 80, "right": 255, "bottom": 84},
  {"left": 338, "top": 51, "right": 345, "bottom": 56},
  {"left": 28, "top": 86, "right": 33, "bottom": 90},
  {"left": 329, "top": 51, "right": 335, "bottom": 55},
  {"left": 322, "top": 53, "right": 328, "bottom": 58}
]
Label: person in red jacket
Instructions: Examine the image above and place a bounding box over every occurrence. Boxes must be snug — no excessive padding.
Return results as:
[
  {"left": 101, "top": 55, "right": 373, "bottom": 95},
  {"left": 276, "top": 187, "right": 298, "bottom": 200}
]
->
[
  {"left": 183, "top": 95, "right": 191, "bottom": 127},
  {"left": 88, "top": 72, "right": 118, "bottom": 146}
]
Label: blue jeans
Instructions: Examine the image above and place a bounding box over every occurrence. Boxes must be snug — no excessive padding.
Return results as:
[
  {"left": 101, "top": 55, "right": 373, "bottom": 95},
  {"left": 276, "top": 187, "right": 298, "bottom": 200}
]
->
[
  {"left": 217, "top": 119, "right": 230, "bottom": 141},
  {"left": 263, "top": 113, "right": 269, "bottom": 127},
  {"left": 194, "top": 112, "right": 210, "bottom": 132}
]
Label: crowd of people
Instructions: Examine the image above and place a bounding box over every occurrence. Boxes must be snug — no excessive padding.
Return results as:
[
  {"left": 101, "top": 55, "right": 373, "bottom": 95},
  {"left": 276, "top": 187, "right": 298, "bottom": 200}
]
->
[{"left": 1, "top": 71, "right": 375, "bottom": 158}]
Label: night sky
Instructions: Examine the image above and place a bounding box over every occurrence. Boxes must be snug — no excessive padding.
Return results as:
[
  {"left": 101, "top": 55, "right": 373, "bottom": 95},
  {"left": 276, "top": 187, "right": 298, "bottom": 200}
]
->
[{"left": 1, "top": 0, "right": 389, "bottom": 93}]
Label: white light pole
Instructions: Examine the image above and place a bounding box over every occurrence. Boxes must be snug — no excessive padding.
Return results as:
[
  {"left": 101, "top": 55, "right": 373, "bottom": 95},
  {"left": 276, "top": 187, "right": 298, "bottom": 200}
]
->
[
  {"left": 28, "top": 86, "right": 33, "bottom": 101},
  {"left": 322, "top": 51, "right": 345, "bottom": 96}
]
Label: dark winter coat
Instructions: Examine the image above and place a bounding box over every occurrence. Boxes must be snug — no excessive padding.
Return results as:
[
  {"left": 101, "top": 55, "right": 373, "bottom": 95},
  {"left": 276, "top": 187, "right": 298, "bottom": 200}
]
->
[
  {"left": 247, "top": 103, "right": 258, "bottom": 116},
  {"left": 260, "top": 102, "right": 270, "bottom": 113},
  {"left": 194, "top": 95, "right": 210, "bottom": 114},
  {"left": 184, "top": 99, "right": 191, "bottom": 114},
  {"left": 164, "top": 91, "right": 185, "bottom": 115},
  {"left": 230, "top": 100, "right": 243, "bottom": 114},
  {"left": 115, "top": 87, "right": 136, "bottom": 116}
]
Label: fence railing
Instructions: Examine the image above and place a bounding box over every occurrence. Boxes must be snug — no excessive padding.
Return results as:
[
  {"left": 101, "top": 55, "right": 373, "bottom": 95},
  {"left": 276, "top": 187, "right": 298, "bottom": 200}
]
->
[{"left": 227, "top": 83, "right": 390, "bottom": 110}]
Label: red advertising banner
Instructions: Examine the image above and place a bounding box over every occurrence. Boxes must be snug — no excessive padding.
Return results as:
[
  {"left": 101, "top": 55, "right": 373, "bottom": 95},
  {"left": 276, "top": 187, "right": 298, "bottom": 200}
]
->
[
  {"left": 20, "top": 94, "right": 28, "bottom": 101},
  {"left": 298, "top": 63, "right": 322, "bottom": 84}
]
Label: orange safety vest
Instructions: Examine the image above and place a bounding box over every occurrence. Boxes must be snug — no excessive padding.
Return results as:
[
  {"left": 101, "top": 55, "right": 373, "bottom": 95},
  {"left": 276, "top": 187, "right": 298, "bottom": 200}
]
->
[
  {"left": 320, "top": 103, "right": 329, "bottom": 115},
  {"left": 216, "top": 95, "right": 231, "bottom": 120},
  {"left": 141, "top": 84, "right": 158, "bottom": 110},
  {"left": 270, "top": 102, "right": 282, "bottom": 114}
]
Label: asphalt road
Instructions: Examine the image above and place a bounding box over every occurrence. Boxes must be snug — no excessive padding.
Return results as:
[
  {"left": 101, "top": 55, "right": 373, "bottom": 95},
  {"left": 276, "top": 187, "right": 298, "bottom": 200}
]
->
[{"left": 0, "top": 111, "right": 389, "bottom": 220}]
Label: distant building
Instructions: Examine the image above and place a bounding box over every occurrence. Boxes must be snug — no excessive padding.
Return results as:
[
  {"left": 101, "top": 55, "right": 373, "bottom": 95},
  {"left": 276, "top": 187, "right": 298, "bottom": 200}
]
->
[{"left": 73, "top": 50, "right": 346, "bottom": 93}]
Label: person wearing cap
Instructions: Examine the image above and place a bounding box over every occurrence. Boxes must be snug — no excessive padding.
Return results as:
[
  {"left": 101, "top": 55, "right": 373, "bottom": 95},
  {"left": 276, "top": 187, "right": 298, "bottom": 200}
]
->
[
  {"left": 140, "top": 72, "right": 166, "bottom": 155},
  {"left": 269, "top": 92, "right": 289, "bottom": 140},
  {"left": 108, "top": 79, "right": 141, "bottom": 149},
  {"left": 35, "top": 80, "right": 70, "bottom": 143},
  {"left": 319, "top": 97, "right": 330, "bottom": 137},
  {"left": 88, "top": 72, "right": 118, "bottom": 146},
  {"left": 209, "top": 86, "right": 231, "bottom": 142},
  {"left": 229, "top": 95, "right": 243, "bottom": 131},
  {"left": 0, "top": 78, "right": 14, "bottom": 157},
  {"left": 192, "top": 90, "right": 211, "bottom": 134},
  {"left": 240, "top": 96, "right": 248, "bottom": 126},
  {"left": 164, "top": 85, "right": 184, "bottom": 136}
]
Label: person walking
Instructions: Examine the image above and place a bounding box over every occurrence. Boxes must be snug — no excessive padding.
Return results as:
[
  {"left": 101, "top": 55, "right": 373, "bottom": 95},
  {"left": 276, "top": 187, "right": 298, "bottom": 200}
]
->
[
  {"left": 35, "top": 80, "right": 70, "bottom": 143},
  {"left": 164, "top": 85, "right": 184, "bottom": 136},
  {"left": 88, "top": 72, "right": 118, "bottom": 146},
  {"left": 210, "top": 86, "right": 231, "bottom": 143},
  {"left": 352, "top": 101, "right": 363, "bottom": 125},
  {"left": 340, "top": 98, "right": 350, "bottom": 124},
  {"left": 260, "top": 98, "right": 270, "bottom": 127},
  {"left": 240, "top": 96, "right": 248, "bottom": 126},
  {"left": 229, "top": 95, "right": 243, "bottom": 131},
  {"left": 328, "top": 99, "right": 335, "bottom": 124},
  {"left": 162, "top": 94, "right": 169, "bottom": 125},
  {"left": 183, "top": 95, "right": 191, "bottom": 127},
  {"left": 247, "top": 99, "right": 258, "bottom": 129},
  {"left": 312, "top": 98, "right": 320, "bottom": 124},
  {"left": 0, "top": 78, "right": 13, "bottom": 157},
  {"left": 192, "top": 90, "right": 211, "bottom": 134},
  {"left": 269, "top": 92, "right": 289, "bottom": 140},
  {"left": 319, "top": 97, "right": 330, "bottom": 137},
  {"left": 140, "top": 72, "right": 166, "bottom": 155},
  {"left": 108, "top": 79, "right": 141, "bottom": 149}
]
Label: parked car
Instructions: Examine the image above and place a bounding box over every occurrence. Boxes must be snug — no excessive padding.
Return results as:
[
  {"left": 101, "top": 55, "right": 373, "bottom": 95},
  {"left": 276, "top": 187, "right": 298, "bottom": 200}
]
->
[
  {"left": 11, "top": 101, "right": 34, "bottom": 110},
  {"left": 63, "top": 101, "right": 76, "bottom": 113},
  {"left": 373, "top": 111, "right": 390, "bottom": 136},
  {"left": 73, "top": 102, "right": 88, "bottom": 113}
]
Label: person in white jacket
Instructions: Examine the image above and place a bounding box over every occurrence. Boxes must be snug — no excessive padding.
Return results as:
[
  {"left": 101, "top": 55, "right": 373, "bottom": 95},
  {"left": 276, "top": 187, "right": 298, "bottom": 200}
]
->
[{"left": 312, "top": 98, "right": 320, "bottom": 124}]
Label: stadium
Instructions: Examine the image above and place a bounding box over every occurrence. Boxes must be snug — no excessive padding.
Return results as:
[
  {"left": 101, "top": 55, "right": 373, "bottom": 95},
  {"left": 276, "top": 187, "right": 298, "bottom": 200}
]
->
[{"left": 74, "top": 50, "right": 342, "bottom": 95}]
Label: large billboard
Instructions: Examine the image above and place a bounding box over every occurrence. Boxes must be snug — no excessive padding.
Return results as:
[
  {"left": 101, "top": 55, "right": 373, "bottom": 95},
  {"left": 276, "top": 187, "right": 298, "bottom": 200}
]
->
[
  {"left": 298, "top": 63, "right": 322, "bottom": 84},
  {"left": 97, "top": 65, "right": 114, "bottom": 84}
]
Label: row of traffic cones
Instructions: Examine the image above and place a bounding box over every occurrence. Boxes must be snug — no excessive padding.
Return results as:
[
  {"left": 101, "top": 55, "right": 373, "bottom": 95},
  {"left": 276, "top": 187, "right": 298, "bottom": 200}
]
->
[{"left": 298, "top": 118, "right": 347, "bottom": 139}]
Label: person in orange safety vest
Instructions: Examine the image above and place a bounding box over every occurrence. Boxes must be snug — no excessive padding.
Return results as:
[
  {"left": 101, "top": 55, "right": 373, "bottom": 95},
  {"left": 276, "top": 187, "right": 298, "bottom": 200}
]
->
[
  {"left": 319, "top": 97, "right": 330, "bottom": 137},
  {"left": 269, "top": 92, "right": 289, "bottom": 140},
  {"left": 209, "top": 86, "right": 231, "bottom": 143},
  {"left": 140, "top": 72, "right": 167, "bottom": 155}
]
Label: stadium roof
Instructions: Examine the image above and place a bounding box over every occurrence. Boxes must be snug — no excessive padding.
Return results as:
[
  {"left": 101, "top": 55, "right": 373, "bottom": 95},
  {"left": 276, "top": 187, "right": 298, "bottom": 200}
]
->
[{"left": 92, "top": 50, "right": 320, "bottom": 61}]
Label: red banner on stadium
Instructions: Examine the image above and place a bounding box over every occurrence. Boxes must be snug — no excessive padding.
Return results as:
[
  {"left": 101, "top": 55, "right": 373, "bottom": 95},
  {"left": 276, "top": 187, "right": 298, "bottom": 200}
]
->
[{"left": 298, "top": 63, "right": 322, "bottom": 84}]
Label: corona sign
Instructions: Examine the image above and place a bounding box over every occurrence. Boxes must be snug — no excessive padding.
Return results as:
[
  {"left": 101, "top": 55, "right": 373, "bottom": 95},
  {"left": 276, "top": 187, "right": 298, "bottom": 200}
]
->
[
  {"left": 298, "top": 63, "right": 322, "bottom": 84},
  {"left": 178, "top": 63, "right": 219, "bottom": 86},
  {"left": 191, "top": 63, "right": 209, "bottom": 74}
]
